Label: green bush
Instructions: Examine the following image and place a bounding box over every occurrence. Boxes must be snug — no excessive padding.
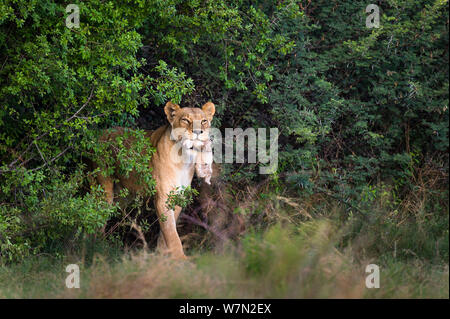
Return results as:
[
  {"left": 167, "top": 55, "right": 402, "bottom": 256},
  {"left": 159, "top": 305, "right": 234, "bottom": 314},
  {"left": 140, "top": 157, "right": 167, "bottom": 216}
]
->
[{"left": 0, "top": 0, "right": 448, "bottom": 264}]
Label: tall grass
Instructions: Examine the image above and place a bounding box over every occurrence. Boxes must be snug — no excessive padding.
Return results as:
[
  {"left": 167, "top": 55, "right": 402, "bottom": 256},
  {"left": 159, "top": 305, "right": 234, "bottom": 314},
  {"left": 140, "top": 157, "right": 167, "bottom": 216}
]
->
[
  {"left": 1, "top": 166, "right": 448, "bottom": 298},
  {"left": 0, "top": 219, "right": 447, "bottom": 298}
]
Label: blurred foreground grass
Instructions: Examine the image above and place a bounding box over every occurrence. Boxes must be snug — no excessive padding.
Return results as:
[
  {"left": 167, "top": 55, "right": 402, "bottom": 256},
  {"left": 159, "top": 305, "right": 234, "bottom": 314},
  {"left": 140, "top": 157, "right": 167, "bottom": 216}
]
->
[{"left": 0, "top": 220, "right": 447, "bottom": 299}]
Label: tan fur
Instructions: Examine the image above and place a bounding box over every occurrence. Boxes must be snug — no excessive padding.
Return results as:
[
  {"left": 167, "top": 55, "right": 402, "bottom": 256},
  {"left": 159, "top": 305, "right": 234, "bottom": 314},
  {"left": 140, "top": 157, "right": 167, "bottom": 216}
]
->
[{"left": 94, "top": 101, "right": 215, "bottom": 259}]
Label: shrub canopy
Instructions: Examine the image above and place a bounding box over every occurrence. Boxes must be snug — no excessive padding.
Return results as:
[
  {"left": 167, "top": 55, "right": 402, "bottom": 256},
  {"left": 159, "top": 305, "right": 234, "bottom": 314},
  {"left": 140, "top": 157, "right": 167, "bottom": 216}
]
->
[{"left": 0, "top": 0, "right": 448, "bottom": 262}]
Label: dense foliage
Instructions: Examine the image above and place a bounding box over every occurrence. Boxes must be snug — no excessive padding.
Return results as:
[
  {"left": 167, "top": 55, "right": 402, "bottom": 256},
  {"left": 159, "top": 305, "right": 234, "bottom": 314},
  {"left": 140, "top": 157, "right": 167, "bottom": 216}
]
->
[{"left": 0, "top": 0, "right": 448, "bottom": 263}]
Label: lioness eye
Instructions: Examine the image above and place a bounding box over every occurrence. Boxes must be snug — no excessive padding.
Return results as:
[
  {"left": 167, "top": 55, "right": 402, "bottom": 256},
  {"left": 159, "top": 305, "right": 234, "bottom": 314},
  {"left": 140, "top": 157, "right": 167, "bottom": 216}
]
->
[
  {"left": 201, "top": 120, "right": 208, "bottom": 125},
  {"left": 182, "top": 119, "right": 190, "bottom": 124}
]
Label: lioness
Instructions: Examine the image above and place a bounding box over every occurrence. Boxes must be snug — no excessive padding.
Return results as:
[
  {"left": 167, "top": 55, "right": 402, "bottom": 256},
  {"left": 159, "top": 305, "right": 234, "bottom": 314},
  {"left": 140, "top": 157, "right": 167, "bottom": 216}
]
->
[{"left": 94, "top": 101, "right": 215, "bottom": 259}]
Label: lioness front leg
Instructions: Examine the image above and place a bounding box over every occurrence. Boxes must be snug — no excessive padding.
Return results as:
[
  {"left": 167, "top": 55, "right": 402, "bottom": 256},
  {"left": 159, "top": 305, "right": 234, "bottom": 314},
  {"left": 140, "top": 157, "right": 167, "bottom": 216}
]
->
[
  {"left": 95, "top": 173, "right": 114, "bottom": 235},
  {"left": 156, "top": 206, "right": 182, "bottom": 253},
  {"left": 156, "top": 231, "right": 167, "bottom": 253},
  {"left": 155, "top": 195, "right": 186, "bottom": 259}
]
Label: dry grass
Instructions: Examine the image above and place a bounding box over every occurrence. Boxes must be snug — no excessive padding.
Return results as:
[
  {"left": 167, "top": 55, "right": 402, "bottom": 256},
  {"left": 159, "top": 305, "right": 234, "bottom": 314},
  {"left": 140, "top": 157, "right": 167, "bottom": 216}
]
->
[
  {"left": 0, "top": 167, "right": 448, "bottom": 299},
  {"left": 1, "top": 219, "right": 445, "bottom": 299}
]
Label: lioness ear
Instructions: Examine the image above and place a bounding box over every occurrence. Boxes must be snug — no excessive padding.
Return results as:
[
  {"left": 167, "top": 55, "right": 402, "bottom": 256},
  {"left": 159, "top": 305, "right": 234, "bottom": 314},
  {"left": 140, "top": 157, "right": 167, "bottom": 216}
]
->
[
  {"left": 202, "top": 102, "right": 215, "bottom": 122},
  {"left": 164, "top": 101, "right": 180, "bottom": 124}
]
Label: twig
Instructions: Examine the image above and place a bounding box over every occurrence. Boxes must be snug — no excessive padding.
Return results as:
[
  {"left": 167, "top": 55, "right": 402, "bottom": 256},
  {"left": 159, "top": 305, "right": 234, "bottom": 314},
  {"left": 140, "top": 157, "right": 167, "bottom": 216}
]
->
[
  {"left": 314, "top": 186, "right": 369, "bottom": 220},
  {"left": 34, "top": 141, "right": 49, "bottom": 167},
  {"left": 1, "top": 88, "right": 95, "bottom": 173},
  {"left": 30, "top": 146, "right": 71, "bottom": 172},
  {"left": 181, "top": 212, "right": 228, "bottom": 242}
]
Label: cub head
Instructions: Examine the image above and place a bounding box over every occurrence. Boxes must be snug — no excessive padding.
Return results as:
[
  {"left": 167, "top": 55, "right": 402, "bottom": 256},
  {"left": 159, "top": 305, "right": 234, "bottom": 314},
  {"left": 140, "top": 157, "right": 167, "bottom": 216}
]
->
[{"left": 164, "top": 101, "right": 215, "bottom": 151}]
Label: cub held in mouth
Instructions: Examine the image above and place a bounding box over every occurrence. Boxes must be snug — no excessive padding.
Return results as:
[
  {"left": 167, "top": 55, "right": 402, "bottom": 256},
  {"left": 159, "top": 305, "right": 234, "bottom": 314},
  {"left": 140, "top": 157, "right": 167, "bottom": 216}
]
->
[{"left": 94, "top": 101, "right": 215, "bottom": 259}]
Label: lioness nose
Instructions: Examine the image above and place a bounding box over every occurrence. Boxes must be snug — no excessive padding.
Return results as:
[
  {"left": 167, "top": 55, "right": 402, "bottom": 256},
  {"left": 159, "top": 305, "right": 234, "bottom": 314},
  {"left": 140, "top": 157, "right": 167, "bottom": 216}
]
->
[{"left": 193, "top": 129, "right": 203, "bottom": 135}]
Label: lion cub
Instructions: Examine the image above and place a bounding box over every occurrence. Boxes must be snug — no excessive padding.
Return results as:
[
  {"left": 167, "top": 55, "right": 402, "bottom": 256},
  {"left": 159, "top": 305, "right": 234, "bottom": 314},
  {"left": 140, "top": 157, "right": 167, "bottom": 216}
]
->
[{"left": 192, "top": 138, "right": 213, "bottom": 185}]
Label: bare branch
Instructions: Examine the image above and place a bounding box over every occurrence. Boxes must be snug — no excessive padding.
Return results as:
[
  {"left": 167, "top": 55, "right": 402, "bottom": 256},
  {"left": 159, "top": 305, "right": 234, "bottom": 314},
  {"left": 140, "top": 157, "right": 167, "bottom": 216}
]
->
[{"left": 1, "top": 88, "right": 95, "bottom": 173}]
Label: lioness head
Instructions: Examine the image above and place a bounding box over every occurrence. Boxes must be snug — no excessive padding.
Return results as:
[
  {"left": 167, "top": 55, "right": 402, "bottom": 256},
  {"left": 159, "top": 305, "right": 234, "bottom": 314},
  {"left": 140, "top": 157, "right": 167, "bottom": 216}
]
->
[{"left": 164, "top": 101, "right": 215, "bottom": 151}]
